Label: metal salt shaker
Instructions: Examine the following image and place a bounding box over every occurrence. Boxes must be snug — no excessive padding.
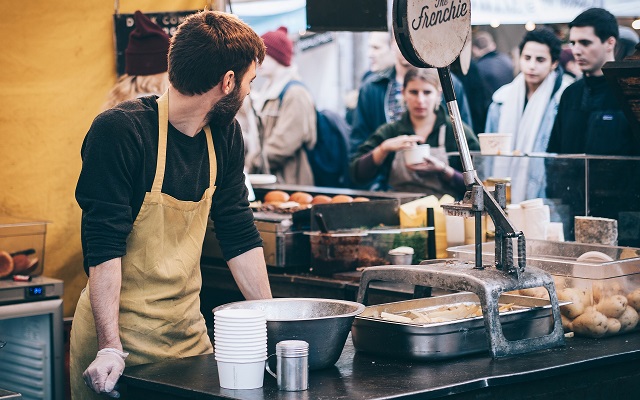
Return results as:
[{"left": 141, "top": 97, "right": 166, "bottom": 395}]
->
[{"left": 275, "top": 340, "right": 309, "bottom": 391}]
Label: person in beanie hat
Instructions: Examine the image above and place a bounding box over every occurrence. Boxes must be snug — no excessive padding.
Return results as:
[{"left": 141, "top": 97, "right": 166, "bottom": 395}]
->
[
  {"left": 261, "top": 26, "right": 293, "bottom": 66},
  {"left": 248, "top": 26, "right": 317, "bottom": 185},
  {"left": 102, "top": 10, "right": 170, "bottom": 110},
  {"left": 72, "top": 11, "right": 272, "bottom": 399}
]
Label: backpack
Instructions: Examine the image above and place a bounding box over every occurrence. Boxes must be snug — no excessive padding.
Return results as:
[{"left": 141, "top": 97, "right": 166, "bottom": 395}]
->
[{"left": 278, "top": 81, "right": 351, "bottom": 188}]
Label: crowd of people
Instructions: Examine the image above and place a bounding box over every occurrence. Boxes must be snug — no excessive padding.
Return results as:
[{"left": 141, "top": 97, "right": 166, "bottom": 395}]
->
[
  {"left": 94, "top": 7, "right": 639, "bottom": 203},
  {"left": 243, "top": 7, "right": 638, "bottom": 201}
]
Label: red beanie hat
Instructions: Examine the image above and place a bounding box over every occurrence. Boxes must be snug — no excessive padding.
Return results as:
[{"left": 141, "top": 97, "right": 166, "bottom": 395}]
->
[
  {"left": 261, "top": 26, "right": 293, "bottom": 67},
  {"left": 125, "top": 11, "right": 170, "bottom": 76}
]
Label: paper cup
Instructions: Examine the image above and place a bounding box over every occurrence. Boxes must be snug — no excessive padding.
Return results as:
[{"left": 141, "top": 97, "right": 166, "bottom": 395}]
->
[
  {"left": 546, "top": 222, "right": 565, "bottom": 242},
  {"left": 214, "top": 308, "right": 266, "bottom": 320},
  {"left": 214, "top": 342, "right": 267, "bottom": 352},
  {"left": 214, "top": 340, "right": 267, "bottom": 348},
  {"left": 478, "top": 133, "right": 512, "bottom": 155},
  {"left": 214, "top": 333, "right": 267, "bottom": 341},
  {"left": 215, "top": 350, "right": 268, "bottom": 359},
  {"left": 217, "top": 360, "right": 266, "bottom": 389},
  {"left": 402, "top": 144, "right": 431, "bottom": 165},
  {"left": 215, "top": 354, "right": 267, "bottom": 362}
]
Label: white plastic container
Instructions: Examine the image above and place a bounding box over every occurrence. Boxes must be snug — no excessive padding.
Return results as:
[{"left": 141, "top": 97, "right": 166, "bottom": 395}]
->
[
  {"left": 402, "top": 144, "right": 431, "bottom": 165},
  {"left": 478, "top": 133, "right": 512, "bottom": 155}
]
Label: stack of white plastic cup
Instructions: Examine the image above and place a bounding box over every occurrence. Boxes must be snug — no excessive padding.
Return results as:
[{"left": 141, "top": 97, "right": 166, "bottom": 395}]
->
[{"left": 214, "top": 308, "right": 267, "bottom": 389}]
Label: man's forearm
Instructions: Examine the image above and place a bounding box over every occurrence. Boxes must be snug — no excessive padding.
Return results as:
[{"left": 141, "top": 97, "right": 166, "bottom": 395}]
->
[
  {"left": 226, "top": 247, "right": 272, "bottom": 300},
  {"left": 88, "top": 258, "right": 123, "bottom": 351}
]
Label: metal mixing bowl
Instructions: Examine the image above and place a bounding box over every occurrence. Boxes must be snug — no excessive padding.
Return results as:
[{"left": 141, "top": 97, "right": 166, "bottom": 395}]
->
[{"left": 213, "top": 298, "right": 365, "bottom": 370}]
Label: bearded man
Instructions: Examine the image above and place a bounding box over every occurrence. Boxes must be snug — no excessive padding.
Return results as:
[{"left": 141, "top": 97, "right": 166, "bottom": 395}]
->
[{"left": 71, "top": 11, "right": 272, "bottom": 399}]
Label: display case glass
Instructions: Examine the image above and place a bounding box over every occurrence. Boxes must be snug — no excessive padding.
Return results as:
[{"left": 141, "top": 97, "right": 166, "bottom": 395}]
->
[{"left": 466, "top": 152, "right": 640, "bottom": 247}]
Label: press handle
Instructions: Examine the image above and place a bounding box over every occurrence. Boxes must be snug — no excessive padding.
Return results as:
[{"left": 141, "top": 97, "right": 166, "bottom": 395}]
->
[{"left": 357, "top": 263, "right": 447, "bottom": 305}]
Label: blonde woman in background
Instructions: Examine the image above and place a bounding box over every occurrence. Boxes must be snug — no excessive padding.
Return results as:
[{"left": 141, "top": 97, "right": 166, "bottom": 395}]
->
[
  {"left": 350, "top": 68, "right": 479, "bottom": 198},
  {"left": 102, "top": 10, "right": 170, "bottom": 110}
]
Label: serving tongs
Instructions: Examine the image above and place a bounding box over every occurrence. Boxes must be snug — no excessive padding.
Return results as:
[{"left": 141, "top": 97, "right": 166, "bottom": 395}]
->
[{"left": 389, "top": 0, "right": 564, "bottom": 357}]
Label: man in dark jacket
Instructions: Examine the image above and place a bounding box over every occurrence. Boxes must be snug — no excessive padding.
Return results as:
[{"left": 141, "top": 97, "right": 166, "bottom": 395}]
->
[
  {"left": 472, "top": 30, "right": 514, "bottom": 95},
  {"left": 547, "top": 8, "right": 635, "bottom": 155},
  {"left": 545, "top": 8, "right": 639, "bottom": 243}
]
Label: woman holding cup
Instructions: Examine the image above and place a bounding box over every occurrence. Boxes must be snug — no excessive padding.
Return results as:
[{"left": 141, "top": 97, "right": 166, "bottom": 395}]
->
[{"left": 349, "top": 68, "right": 479, "bottom": 198}]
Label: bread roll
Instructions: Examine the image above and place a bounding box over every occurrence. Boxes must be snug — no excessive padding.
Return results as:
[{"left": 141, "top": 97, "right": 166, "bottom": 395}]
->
[
  {"left": 311, "top": 195, "right": 332, "bottom": 205},
  {"left": 264, "top": 190, "right": 290, "bottom": 204},
  {"left": 352, "top": 197, "right": 370, "bottom": 202},
  {"left": 331, "top": 195, "right": 354, "bottom": 204},
  {"left": 289, "top": 192, "right": 313, "bottom": 205}
]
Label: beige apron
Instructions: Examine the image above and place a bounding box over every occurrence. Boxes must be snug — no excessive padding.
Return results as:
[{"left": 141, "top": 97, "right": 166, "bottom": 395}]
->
[
  {"left": 70, "top": 93, "right": 216, "bottom": 399},
  {"left": 389, "top": 125, "right": 455, "bottom": 195}
]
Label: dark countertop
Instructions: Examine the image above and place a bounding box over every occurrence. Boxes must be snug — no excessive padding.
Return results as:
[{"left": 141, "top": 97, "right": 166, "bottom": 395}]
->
[{"left": 121, "top": 333, "right": 640, "bottom": 400}]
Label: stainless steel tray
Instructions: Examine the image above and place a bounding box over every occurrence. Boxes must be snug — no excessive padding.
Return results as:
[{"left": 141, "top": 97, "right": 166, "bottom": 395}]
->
[{"left": 352, "top": 292, "right": 565, "bottom": 360}]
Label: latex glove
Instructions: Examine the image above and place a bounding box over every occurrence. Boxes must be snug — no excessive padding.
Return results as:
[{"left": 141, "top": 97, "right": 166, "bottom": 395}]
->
[{"left": 83, "top": 348, "right": 129, "bottom": 398}]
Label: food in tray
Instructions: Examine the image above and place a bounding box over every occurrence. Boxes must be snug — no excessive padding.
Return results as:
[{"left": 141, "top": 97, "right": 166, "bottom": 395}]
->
[
  {"left": 0, "top": 251, "right": 13, "bottom": 278},
  {"left": 517, "top": 281, "right": 640, "bottom": 338},
  {"left": 263, "top": 190, "right": 290, "bottom": 205},
  {"left": 0, "top": 249, "right": 39, "bottom": 278},
  {"left": 331, "top": 195, "right": 353, "bottom": 203},
  {"left": 372, "top": 302, "right": 519, "bottom": 325},
  {"left": 311, "top": 195, "right": 332, "bottom": 204},
  {"left": 257, "top": 191, "right": 371, "bottom": 214},
  {"left": 289, "top": 191, "right": 313, "bottom": 205}
]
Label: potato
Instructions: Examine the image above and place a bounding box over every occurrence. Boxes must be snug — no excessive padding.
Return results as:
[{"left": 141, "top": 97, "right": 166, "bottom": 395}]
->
[
  {"left": 607, "top": 318, "right": 621, "bottom": 335},
  {"left": 557, "top": 288, "right": 586, "bottom": 319},
  {"left": 519, "top": 287, "right": 549, "bottom": 299},
  {"left": 626, "top": 288, "right": 640, "bottom": 312},
  {"left": 561, "top": 314, "right": 573, "bottom": 331},
  {"left": 617, "top": 306, "right": 639, "bottom": 332},
  {"left": 593, "top": 281, "right": 624, "bottom": 303},
  {"left": 595, "top": 294, "right": 628, "bottom": 318},
  {"left": 571, "top": 309, "right": 609, "bottom": 338}
]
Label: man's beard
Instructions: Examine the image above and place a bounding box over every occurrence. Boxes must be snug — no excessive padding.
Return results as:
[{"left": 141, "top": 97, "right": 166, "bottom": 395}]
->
[{"left": 205, "top": 84, "right": 244, "bottom": 127}]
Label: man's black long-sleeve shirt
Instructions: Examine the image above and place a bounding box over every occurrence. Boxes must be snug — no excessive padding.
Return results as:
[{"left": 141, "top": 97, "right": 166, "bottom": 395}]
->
[{"left": 76, "top": 96, "right": 261, "bottom": 274}]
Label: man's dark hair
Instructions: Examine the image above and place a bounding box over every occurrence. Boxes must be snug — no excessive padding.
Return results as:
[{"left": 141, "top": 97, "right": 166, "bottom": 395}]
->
[
  {"left": 168, "top": 11, "right": 266, "bottom": 96},
  {"left": 472, "top": 30, "right": 494, "bottom": 50},
  {"left": 569, "top": 8, "right": 619, "bottom": 43},
  {"left": 519, "top": 27, "right": 562, "bottom": 62}
]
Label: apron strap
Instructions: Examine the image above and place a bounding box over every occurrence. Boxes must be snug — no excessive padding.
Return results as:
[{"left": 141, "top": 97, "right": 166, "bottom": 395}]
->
[
  {"left": 154, "top": 92, "right": 217, "bottom": 192},
  {"left": 438, "top": 124, "right": 446, "bottom": 148},
  {"left": 203, "top": 126, "right": 217, "bottom": 188},
  {"left": 152, "top": 92, "right": 170, "bottom": 193}
]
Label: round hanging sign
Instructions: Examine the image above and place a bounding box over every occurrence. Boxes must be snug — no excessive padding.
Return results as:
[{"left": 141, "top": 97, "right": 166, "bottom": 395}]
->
[{"left": 393, "top": 0, "right": 471, "bottom": 68}]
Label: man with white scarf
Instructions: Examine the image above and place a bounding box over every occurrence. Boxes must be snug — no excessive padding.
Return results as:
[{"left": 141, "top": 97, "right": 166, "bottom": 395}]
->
[{"left": 484, "top": 27, "right": 573, "bottom": 203}]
